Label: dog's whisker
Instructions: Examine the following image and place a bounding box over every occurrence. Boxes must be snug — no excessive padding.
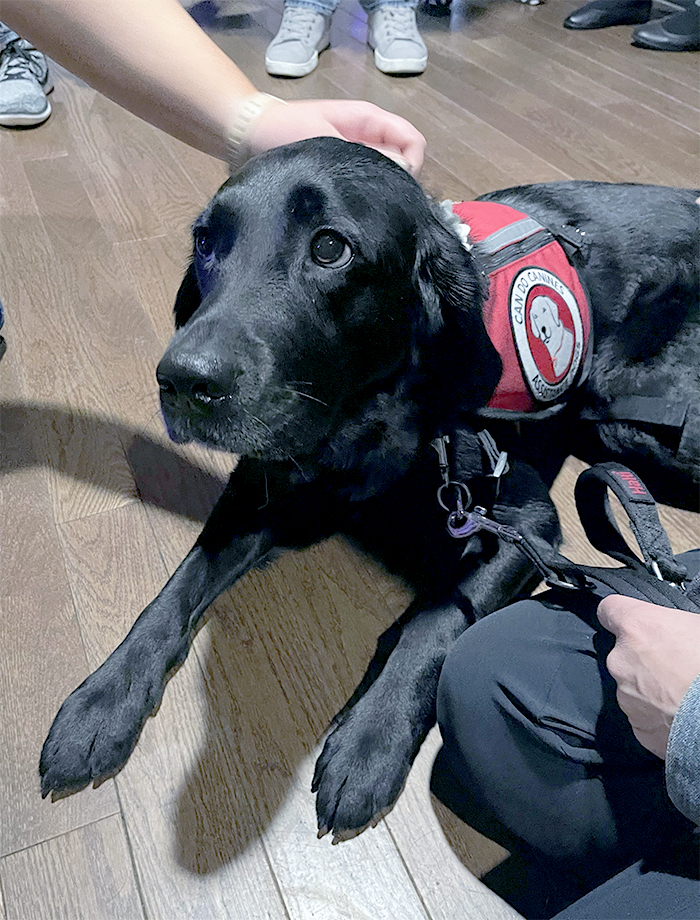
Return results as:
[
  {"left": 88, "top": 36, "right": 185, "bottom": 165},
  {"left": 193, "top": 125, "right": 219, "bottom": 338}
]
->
[
  {"left": 257, "top": 469, "right": 269, "bottom": 510},
  {"left": 285, "top": 452, "right": 312, "bottom": 482},
  {"left": 136, "top": 407, "right": 167, "bottom": 437},
  {"left": 240, "top": 406, "right": 274, "bottom": 435},
  {"left": 279, "top": 387, "right": 329, "bottom": 407}
]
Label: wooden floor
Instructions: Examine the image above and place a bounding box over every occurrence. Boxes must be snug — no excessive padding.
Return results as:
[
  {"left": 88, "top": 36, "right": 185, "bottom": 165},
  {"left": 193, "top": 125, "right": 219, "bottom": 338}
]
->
[{"left": 0, "top": 1, "right": 698, "bottom": 918}]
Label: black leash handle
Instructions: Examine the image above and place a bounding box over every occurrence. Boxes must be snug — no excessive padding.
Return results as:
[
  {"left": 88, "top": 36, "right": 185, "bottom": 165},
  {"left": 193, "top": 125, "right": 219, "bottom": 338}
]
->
[
  {"left": 538, "top": 464, "right": 698, "bottom": 611},
  {"left": 574, "top": 462, "right": 687, "bottom": 585}
]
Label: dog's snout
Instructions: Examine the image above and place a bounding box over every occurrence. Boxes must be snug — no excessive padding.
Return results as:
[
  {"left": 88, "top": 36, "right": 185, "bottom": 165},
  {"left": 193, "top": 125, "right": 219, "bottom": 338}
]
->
[{"left": 157, "top": 352, "right": 238, "bottom": 404}]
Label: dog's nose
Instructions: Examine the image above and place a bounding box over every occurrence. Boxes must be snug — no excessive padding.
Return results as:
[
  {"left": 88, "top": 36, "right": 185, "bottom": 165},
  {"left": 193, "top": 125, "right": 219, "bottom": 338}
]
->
[{"left": 156, "top": 352, "right": 238, "bottom": 404}]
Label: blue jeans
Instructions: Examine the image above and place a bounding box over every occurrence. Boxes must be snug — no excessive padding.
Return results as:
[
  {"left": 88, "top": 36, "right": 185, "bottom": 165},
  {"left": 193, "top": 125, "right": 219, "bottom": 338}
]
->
[{"left": 284, "top": 0, "right": 417, "bottom": 16}]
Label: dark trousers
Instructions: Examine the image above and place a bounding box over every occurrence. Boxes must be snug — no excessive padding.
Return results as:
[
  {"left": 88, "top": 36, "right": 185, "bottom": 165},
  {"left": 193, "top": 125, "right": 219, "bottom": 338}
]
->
[{"left": 431, "top": 550, "right": 699, "bottom": 919}]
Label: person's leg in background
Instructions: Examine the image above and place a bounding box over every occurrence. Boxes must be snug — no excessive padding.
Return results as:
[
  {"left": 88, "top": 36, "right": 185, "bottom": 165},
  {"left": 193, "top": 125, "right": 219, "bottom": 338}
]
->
[
  {"left": 632, "top": 0, "right": 699, "bottom": 50},
  {"left": 0, "top": 22, "right": 53, "bottom": 127},
  {"left": 563, "top": 0, "right": 699, "bottom": 50},
  {"left": 265, "top": 0, "right": 426, "bottom": 77},
  {"left": 265, "top": 0, "right": 335, "bottom": 77},
  {"left": 362, "top": 0, "right": 427, "bottom": 75},
  {"left": 431, "top": 552, "right": 700, "bottom": 919},
  {"left": 0, "top": 291, "right": 5, "bottom": 362},
  {"left": 563, "top": 0, "right": 652, "bottom": 30},
  {"left": 0, "top": 21, "right": 54, "bottom": 364}
]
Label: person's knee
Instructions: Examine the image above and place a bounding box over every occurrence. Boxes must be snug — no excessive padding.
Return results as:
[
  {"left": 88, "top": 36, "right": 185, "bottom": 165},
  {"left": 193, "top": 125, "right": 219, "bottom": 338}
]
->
[
  {"left": 437, "top": 603, "right": 533, "bottom": 746},
  {"left": 437, "top": 596, "right": 598, "bottom": 752}
]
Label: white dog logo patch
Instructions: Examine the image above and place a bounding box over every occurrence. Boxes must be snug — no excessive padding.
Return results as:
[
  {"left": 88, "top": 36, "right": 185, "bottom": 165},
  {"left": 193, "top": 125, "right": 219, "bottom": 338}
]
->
[{"left": 509, "top": 267, "right": 585, "bottom": 404}]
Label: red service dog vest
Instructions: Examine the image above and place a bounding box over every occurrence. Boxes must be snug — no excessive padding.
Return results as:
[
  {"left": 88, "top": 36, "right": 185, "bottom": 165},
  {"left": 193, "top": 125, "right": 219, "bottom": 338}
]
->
[{"left": 452, "top": 201, "right": 592, "bottom": 417}]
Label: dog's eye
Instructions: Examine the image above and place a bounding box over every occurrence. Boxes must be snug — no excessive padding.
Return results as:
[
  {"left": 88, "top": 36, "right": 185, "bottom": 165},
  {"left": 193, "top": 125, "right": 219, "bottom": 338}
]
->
[
  {"left": 311, "top": 231, "right": 353, "bottom": 268},
  {"left": 194, "top": 226, "right": 214, "bottom": 261}
]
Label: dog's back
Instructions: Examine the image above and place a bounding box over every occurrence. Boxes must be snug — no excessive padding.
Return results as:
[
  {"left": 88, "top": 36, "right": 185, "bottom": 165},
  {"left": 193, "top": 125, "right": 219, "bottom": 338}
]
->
[{"left": 472, "top": 181, "right": 699, "bottom": 508}]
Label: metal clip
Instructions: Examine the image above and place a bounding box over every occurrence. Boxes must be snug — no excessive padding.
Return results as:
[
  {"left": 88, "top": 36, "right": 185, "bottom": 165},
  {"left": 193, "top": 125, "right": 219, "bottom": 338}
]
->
[
  {"left": 438, "top": 481, "right": 472, "bottom": 517},
  {"left": 447, "top": 505, "right": 524, "bottom": 542},
  {"left": 648, "top": 559, "right": 685, "bottom": 590},
  {"left": 476, "top": 430, "right": 510, "bottom": 493},
  {"left": 433, "top": 434, "right": 473, "bottom": 518},
  {"left": 446, "top": 506, "right": 583, "bottom": 590},
  {"left": 431, "top": 435, "right": 451, "bottom": 487},
  {"left": 492, "top": 451, "right": 509, "bottom": 480}
]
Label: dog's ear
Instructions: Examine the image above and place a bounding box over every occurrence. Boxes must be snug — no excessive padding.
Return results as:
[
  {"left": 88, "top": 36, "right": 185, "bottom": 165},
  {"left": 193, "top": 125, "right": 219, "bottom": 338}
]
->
[
  {"left": 173, "top": 261, "right": 201, "bottom": 329},
  {"left": 413, "top": 205, "right": 484, "bottom": 331},
  {"left": 413, "top": 204, "right": 501, "bottom": 409},
  {"left": 413, "top": 214, "right": 482, "bottom": 335}
]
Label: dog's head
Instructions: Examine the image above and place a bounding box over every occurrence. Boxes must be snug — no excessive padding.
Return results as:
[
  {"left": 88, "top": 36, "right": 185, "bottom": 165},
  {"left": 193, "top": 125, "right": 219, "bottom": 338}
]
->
[{"left": 157, "top": 138, "right": 498, "bottom": 463}]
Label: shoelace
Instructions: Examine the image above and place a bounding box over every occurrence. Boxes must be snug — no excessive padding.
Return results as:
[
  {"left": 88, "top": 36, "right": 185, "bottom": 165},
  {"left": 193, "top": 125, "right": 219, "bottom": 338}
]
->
[
  {"left": 0, "top": 39, "right": 46, "bottom": 83},
  {"left": 373, "top": 7, "right": 419, "bottom": 41},
  {"left": 276, "top": 8, "right": 323, "bottom": 41}
]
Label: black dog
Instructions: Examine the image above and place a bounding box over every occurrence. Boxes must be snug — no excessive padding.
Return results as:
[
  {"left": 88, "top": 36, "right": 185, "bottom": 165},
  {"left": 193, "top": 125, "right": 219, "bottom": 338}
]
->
[{"left": 40, "top": 139, "right": 699, "bottom": 843}]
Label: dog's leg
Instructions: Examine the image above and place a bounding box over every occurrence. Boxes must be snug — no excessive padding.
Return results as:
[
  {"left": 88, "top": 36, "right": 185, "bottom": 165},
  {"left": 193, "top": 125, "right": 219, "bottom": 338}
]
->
[
  {"left": 313, "top": 597, "right": 468, "bottom": 842},
  {"left": 312, "top": 536, "right": 547, "bottom": 842},
  {"left": 39, "top": 461, "right": 318, "bottom": 799}
]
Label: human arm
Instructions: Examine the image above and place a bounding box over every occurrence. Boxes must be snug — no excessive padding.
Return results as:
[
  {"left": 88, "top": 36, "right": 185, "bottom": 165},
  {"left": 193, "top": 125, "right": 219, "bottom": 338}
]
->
[
  {"left": 597, "top": 595, "right": 700, "bottom": 823},
  {"left": 665, "top": 673, "right": 700, "bottom": 826},
  {"left": 0, "top": 0, "right": 426, "bottom": 174}
]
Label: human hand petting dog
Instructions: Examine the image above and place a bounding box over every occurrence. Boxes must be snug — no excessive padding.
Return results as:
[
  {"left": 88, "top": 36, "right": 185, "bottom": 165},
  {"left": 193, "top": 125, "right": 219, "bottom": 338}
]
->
[
  {"left": 597, "top": 596, "right": 700, "bottom": 759},
  {"left": 245, "top": 97, "right": 426, "bottom": 177}
]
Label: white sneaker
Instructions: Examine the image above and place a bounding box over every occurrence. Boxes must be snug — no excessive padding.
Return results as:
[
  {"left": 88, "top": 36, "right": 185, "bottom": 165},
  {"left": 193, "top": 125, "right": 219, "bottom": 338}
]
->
[
  {"left": 367, "top": 6, "right": 427, "bottom": 75},
  {"left": 265, "top": 7, "right": 332, "bottom": 77},
  {"left": 0, "top": 36, "right": 54, "bottom": 127}
]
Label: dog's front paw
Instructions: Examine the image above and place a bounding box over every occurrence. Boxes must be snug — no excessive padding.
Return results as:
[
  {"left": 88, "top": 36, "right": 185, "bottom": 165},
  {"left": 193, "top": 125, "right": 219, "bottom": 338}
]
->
[
  {"left": 39, "top": 650, "right": 163, "bottom": 800},
  {"left": 312, "top": 699, "right": 420, "bottom": 844}
]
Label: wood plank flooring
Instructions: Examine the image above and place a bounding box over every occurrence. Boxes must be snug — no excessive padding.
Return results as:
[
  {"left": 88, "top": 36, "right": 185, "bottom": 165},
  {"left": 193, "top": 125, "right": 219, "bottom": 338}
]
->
[{"left": 0, "top": 1, "right": 698, "bottom": 917}]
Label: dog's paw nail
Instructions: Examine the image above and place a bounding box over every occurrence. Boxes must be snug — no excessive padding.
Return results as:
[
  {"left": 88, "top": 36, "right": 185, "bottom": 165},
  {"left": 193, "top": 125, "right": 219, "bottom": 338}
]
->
[
  {"left": 331, "top": 825, "right": 366, "bottom": 844},
  {"left": 372, "top": 803, "right": 394, "bottom": 826}
]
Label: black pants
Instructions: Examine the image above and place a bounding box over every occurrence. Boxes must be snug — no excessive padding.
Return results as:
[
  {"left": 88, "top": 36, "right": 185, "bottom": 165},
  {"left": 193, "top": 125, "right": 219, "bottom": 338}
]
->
[{"left": 431, "top": 550, "right": 699, "bottom": 920}]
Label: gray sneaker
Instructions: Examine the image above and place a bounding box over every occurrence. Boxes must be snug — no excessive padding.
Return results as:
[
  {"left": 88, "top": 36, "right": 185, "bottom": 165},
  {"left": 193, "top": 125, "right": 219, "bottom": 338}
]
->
[
  {"left": 367, "top": 6, "right": 427, "bottom": 75},
  {"left": 265, "top": 7, "right": 331, "bottom": 77},
  {"left": 0, "top": 37, "right": 53, "bottom": 127}
]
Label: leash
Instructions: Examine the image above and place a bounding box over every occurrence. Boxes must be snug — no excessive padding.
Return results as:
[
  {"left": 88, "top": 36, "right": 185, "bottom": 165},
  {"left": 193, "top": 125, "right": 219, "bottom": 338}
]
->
[{"left": 434, "top": 452, "right": 700, "bottom": 611}]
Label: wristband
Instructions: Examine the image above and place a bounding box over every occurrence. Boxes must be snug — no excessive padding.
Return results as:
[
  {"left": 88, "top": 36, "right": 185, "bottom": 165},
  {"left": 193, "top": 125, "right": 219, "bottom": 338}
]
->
[{"left": 227, "top": 93, "right": 286, "bottom": 174}]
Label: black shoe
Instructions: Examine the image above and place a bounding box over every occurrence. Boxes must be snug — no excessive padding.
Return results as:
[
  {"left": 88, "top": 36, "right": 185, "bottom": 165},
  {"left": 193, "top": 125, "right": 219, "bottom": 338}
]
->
[
  {"left": 564, "top": 0, "right": 651, "bottom": 29},
  {"left": 632, "top": 3, "right": 700, "bottom": 49}
]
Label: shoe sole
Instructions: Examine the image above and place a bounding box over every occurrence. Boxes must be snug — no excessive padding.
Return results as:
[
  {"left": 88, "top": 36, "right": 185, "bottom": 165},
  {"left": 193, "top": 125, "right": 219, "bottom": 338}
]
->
[
  {"left": 0, "top": 96, "right": 51, "bottom": 126},
  {"left": 265, "top": 40, "right": 330, "bottom": 77},
  {"left": 564, "top": 18, "right": 645, "bottom": 28},
  {"left": 372, "top": 47, "right": 427, "bottom": 74}
]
